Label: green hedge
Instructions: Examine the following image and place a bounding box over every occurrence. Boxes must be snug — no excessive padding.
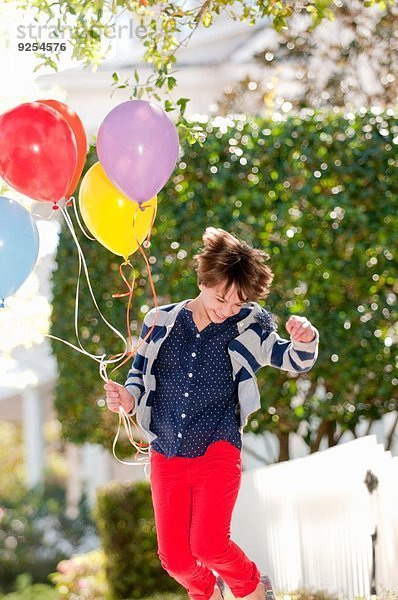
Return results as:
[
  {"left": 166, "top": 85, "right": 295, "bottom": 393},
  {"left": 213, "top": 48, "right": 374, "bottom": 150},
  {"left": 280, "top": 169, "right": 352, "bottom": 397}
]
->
[{"left": 94, "top": 480, "right": 184, "bottom": 599}]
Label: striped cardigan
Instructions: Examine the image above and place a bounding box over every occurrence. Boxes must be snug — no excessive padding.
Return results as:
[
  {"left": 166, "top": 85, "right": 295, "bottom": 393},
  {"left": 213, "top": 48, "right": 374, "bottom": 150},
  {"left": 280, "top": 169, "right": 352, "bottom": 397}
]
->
[{"left": 124, "top": 299, "right": 319, "bottom": 443}]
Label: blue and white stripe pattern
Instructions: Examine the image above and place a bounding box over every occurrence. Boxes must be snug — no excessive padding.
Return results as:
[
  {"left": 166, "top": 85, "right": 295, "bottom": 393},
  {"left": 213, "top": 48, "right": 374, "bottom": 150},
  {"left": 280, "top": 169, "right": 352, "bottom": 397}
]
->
[{"left": 125, "top": 299, "right": 319, "bottom": 444}]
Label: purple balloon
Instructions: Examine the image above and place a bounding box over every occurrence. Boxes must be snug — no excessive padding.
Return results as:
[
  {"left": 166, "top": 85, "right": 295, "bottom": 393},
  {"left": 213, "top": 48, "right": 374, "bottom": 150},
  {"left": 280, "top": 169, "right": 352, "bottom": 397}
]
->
[{"left": 97, "top": 100, "right": 180, "bottom": 204}]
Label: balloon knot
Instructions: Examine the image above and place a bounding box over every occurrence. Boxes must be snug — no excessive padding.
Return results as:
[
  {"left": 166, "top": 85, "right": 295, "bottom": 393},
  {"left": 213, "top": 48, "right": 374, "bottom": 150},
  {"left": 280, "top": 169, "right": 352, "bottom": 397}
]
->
[
  {"left": 66, "top": 199, "right": 73, "bottom": 207},
  {"left": 52, "top": 203, "right": 60, "bottom": 211},
  {"left": 0, "top": 299, "right": 5, "bottom": 309}
]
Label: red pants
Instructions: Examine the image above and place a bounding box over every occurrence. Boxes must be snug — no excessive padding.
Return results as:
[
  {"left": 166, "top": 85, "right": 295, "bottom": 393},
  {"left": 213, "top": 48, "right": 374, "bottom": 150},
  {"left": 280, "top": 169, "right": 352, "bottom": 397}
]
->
[{"left": 149, "top": 440, "right": 261, "bottom": 600}]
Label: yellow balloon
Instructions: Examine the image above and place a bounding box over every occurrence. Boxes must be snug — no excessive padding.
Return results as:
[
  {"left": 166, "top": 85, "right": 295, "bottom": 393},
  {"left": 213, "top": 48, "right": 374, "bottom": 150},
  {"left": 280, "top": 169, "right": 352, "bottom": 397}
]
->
[{"left": 79, "top": 162, "right": 157, "bottom": 259}]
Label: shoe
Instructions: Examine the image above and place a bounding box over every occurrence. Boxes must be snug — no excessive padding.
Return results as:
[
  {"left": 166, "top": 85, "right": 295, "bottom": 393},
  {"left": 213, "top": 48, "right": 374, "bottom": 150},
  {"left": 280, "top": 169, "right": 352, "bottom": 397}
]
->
[
  {"left": 260, "top": 575, "right": 276, "bottom": 600},
  {"left": 216, "top": 574, "right": 226, "bottom": 599}
]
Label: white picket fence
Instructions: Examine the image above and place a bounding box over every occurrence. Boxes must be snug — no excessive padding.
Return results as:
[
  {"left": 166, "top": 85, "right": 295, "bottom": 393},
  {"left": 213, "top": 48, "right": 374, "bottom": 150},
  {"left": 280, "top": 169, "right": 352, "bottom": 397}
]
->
[{"left": 232, "top": 436, "right": 398, "bottom": 599}]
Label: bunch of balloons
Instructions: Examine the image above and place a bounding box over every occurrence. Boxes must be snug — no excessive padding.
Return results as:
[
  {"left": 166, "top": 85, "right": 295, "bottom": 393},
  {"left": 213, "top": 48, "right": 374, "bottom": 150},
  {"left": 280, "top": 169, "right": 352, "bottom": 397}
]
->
[
  {"left": 0, "top": 99, "right": 87, "bottom": 307},
  {"left": 79, "top": 100, "right": 179, "bottom": 259},
  {"left": 0, "top": 98, "right": 179, "bottom": 306}
]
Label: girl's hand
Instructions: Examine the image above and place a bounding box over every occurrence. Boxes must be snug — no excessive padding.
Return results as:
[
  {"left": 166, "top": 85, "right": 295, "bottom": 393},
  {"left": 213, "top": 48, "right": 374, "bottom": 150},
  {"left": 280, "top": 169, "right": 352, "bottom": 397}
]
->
[
  {"left": 104, "top": 380, "right": 135, "bottom": 414},
  {"left": 286, "top": 315, "right": 316, "bottom": 343}
]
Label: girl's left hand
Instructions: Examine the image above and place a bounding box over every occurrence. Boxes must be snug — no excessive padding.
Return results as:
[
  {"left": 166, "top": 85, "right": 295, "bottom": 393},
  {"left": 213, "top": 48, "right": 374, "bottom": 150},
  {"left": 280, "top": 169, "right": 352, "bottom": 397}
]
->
[{"left": 286, "top": 315, "right": 316, "bottom": 343}]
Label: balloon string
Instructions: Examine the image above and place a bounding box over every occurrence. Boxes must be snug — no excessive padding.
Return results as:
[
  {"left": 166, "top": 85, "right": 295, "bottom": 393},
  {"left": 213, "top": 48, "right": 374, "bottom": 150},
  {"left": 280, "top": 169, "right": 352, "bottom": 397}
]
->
[
  {"left": 109, "top": 248, "right": 152, "bottom": 466},
  {"left": 69, "top": 195, "right": 96, "bottom": 241},
  {"left": 62, "top": 204, "right": 124, "bottom": 366},
  {"left": 112, "top": 406, "right": 151, "bottom": 474},
  {"left": 105, "top": 222, "right": 159, "bottom": 464},
  {"left": 70, "top": 210, "right": 107, "bottom": 364},
  {"left": 107, "top": 260, "right": 135, "bottom": 375},
  {"left": 133, "top": 203, "right": 160, "bottom": 347},
  {"left": 107, "top": 205, "right": 160, "bottom": 375},
  {"left": 107, "top": 208, "right": 142, "bottom": 373},
  {"left": 61, "top": 202, "right": 156, "bottom": 465},
  {"left": 113, "top": 201, "right": 161, "bottom": 468},
  {"left": 59, "top": 205, "right": 130, "bottom": 380}
]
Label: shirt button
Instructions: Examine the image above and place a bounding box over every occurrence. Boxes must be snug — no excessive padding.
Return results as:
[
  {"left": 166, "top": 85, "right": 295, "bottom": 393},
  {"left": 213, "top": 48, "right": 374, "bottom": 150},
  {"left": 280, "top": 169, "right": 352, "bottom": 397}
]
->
[
  {"left": 191, "top": 352, "right": 196, "bottom": 357},
  {"left": 196, "top": 333, "right": 200, "bottom": 338},
  {"left": 188, "top": 373, "right": 193, "bottom": 378},
  {"left": 177, "top": 432, "right": 182, "bottom": 438},
  {"left": 181, "top": 413, "right": 186, "bottom": 418},
  {"left": 184, "top": 392, "right": 189, "bottom": 397}
]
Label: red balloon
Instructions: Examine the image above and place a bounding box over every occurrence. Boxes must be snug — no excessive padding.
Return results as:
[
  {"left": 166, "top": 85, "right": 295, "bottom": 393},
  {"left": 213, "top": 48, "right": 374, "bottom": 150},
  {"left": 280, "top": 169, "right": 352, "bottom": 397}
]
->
[
  {"left": 37, "top": 99, "right": 87, "bottom": 198},
  {"left": 0, "top": 102, "right": 77, "bottom": 203}
]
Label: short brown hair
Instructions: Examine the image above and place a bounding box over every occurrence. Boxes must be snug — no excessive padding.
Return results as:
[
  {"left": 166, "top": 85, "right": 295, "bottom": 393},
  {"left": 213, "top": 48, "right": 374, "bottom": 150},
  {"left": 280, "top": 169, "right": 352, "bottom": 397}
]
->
[{"left": 193, "top": 228, "right": 274, "bottom": 302}]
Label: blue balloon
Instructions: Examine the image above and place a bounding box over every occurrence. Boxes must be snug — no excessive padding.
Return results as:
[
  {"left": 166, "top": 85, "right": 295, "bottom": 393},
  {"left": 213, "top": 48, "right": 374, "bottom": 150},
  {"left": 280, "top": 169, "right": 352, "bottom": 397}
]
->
[{"left": 0, "top": 196, "right": 39, "bottom": 307}]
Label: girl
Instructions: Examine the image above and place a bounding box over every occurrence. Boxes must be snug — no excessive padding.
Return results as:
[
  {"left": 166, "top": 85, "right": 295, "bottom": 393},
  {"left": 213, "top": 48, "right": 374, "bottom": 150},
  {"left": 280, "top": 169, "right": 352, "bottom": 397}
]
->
[{"left": 105, "top": 228, "right": 319, "bottom": 600}]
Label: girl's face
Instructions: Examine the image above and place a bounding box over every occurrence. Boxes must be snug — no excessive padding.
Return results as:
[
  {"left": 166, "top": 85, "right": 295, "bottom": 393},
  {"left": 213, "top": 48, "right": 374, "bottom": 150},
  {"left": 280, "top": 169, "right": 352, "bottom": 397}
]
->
[{"left": 199, "top": 281, "right": 248, "bottom": 323}]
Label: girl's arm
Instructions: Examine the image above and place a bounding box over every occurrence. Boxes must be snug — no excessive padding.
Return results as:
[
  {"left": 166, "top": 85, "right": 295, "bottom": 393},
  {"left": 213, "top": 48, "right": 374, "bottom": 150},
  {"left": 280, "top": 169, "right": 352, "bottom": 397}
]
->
[
  {"left": 260, "top": 323, "right": 319, "bottom": 373},
  {"left": 237, "top": 310, "right": 319, "bottom": 373}
]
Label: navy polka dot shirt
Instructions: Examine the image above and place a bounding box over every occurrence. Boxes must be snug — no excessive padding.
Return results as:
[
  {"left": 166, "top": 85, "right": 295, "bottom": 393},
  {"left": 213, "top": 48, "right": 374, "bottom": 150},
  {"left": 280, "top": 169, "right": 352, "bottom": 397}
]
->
[{"left": 150, "top": 306, "right": 251, "bottom": 458}]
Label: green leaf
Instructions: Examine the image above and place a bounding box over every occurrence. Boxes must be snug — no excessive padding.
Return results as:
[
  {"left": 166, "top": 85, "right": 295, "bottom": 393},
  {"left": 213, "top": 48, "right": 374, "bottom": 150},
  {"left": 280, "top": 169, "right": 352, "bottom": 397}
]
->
[
  {"left": 176, "top": 97, "right": 190, "bottom": 116},
  {"left": 167, "top": 76, "right": 177, "bottom": 91},
  {"left": 202, "top": 11, "right": 213, "bottom": 27},
  {"left": 164, "top": 100, "right": 175, "bottom": 112}
]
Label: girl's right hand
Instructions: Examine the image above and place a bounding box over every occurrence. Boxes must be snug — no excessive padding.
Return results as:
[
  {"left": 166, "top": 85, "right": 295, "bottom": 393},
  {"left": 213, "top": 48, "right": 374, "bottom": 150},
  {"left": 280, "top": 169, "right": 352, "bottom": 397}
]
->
[{"left": 104, "top": 380, "right": 135, "bottom": 414}]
